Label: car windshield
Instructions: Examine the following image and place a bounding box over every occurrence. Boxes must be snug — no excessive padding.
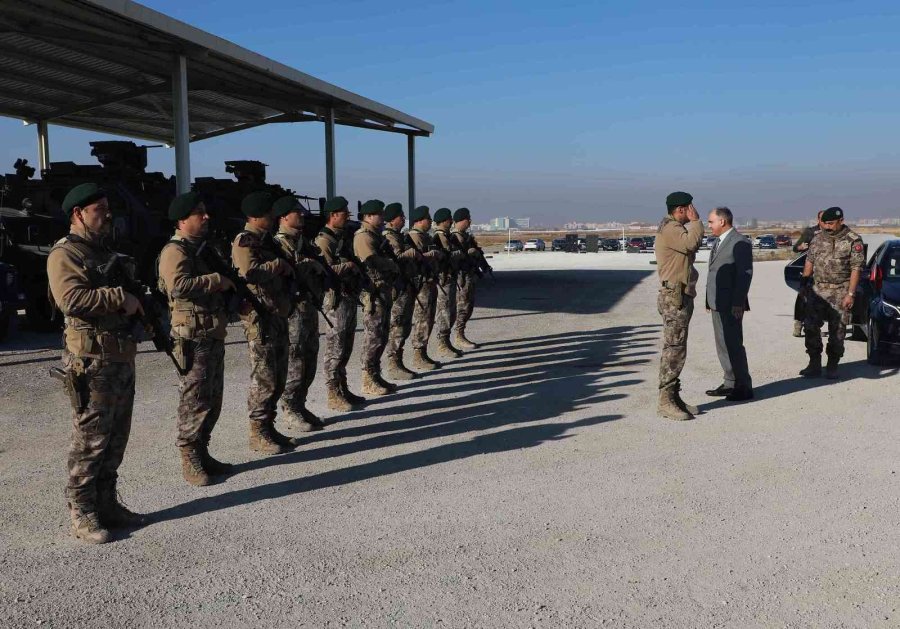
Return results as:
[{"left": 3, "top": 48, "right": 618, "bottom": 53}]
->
[{"left": 883, "top": 249, "right": 900, "bottom": 282}]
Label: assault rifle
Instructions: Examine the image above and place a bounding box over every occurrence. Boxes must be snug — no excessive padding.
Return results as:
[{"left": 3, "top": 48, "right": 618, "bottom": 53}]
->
[
  {"left": 378, "top": 237, "right": 424, "bottom": 308},
  {"left": 403, "top": 233, "right": 447, "bottom": 296},
  {"left": 269, "top": 238, "right": 334, "bottom": 328}
]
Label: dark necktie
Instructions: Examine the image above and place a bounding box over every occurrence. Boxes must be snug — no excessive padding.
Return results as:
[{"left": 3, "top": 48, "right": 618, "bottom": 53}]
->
[{"left": 710, "top": 237, "right": 720, "bottom": 259}]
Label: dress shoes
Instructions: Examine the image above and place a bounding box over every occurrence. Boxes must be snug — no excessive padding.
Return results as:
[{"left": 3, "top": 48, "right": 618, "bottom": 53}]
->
[
  {"left": 725, "top": 387, "right": 754, "bottom": 402},
  {"left": 705, "top": 384, "right": 733, "bottom": 397}
]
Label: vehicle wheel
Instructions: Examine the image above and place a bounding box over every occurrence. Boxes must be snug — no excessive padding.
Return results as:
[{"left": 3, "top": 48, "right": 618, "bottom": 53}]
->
[
  {"left": 0, "top": 310, "right": 10, "bottom": 343},
  {"left": 25, "top": 291, "right": 61, "bottom": 332},
  {"left": 866, "top": 317, "right": 886, "bottom": 365}
]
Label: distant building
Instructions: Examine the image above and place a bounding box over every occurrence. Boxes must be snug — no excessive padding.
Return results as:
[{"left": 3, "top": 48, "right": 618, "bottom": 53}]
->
[
  {"left": 513, "top": 217, "right": 531, "bottom": 228},
  {"left": 489, "top": 217, "right": 512, "bottom": 230}
]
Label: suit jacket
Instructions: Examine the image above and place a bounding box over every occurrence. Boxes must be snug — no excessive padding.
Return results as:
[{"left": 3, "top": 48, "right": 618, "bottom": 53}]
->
[{"left": 706, "top": 229, "right": 753, "bottom": 312}]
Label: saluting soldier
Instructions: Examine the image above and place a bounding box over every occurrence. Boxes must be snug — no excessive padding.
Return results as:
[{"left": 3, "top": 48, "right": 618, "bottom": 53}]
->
[
  {"left": 47, "top": 183, "right": 147, "bottom": 544},
  {"left": 158, "top": 191, "right": 235, "bottom": 486},
  {"left": 383, "top": 202, "right": 423, "bottom": 380},
  {"left": 406, "top": 205, "right": 445, "bottom": 371},
  {"left": 316, "top": 196, "right": 365, "bottom": 411},
  {"left": 272, "top": 195, "right": 327, "bottom": 432},
  {"left": 799, "top": 206, "right": 865, "bottom": 379},
  {"left": 432, "top": 207, "right": 465, "bottom": 358},
  {"left": 353, "top": 199, "right": 401, "bottom": 396},
  {"left": 654, "top": 191, "right": 704, "bottom": 421},
  {"left": 450, "top": 207, "right": 482, "bottom": 349},
  {"left": 231, "top": 191, "right": 300, "bottom": 455}
]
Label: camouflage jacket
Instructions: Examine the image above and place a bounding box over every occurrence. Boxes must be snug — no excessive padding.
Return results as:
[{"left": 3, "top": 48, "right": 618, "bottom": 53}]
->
[
  {"left": 807, "top": 226, "right": 865, "bottom": 287},
  {"left": 654, "top": 216, "right": 704, "bottom": 297},
  {"left": 231, "top": 224, "right": 292, "bottom": 320}
]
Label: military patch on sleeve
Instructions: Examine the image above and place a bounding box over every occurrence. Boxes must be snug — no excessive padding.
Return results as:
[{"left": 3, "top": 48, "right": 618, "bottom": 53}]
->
[{"left": 853, "top": 242, "right": 863, "bottom": 252}]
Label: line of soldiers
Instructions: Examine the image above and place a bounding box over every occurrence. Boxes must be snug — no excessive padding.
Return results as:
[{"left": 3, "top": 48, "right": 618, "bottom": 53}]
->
[{"left": 46, "top": 182, "right": 492, "bottom": 544}]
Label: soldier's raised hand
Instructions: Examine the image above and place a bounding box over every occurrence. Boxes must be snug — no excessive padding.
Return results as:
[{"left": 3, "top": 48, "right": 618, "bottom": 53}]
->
[
  {"left": 121, "top": 292, "right": 144, "bottom": 317},
  {"left": 687, "top": 204, "right": 700, "bottom": 221}
]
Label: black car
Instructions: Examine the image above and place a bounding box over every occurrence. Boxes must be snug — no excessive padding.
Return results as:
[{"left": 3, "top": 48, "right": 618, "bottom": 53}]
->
[
  {"left": 860, "top": 240, "right": 900, "bottom": 364},
  {"left": 758, "top": 235, "right": 778, "bottom": 250},
  {"left": 551, "top": 238, "right": 567, "bottom": 252},
  {"left": 600, "top": 238, "right": 620, "bottom": 251}
]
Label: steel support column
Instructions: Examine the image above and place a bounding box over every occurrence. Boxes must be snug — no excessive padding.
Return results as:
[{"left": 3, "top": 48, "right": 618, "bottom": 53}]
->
[
  {"left": 172, "top": 54, "right": 191, "bottom": 193},
  {"left": 324, "top": 107, "right": 336, "bottom": 199},
  {"left": 36, "top": 120, "right": 50, "bottom": 171},
  {"left": 407, "top": 133, "right": 416, "bottom": 226}
]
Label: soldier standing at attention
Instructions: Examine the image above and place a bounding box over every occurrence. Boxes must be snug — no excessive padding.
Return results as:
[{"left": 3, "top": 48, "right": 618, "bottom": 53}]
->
[
  {"left": 47, "top": 183, "right": 147, "bottom": 544},
  {"left": 432, "top": 207, "right": 465, "bottom": 359},
  {"left": 272, "top": 195, "right": 327, "bottom": 432},
  {"left": 791, "top": 210, "right": 824, "bottom": 337},
  {"left": 231, "top": 191, "right": 300, "bottom": 455},
  {"left": 799, "top": 206, "right": 865, "bottom": 379},
  {"left": 316, "top": 196, "right": 365, "bottom": 411},
  {"left": 406, "top": 205, "right": 445, "bottom": 371},
  {"left": 654, "top": 191, "right": 704, "bottom": 421},
  {"left": 158, "top": 191, "right": 236, "bottom": 486},
  {"left": 353, "top": 200, "right": 401, "bottom": 396},
  {"left": 383, "top": 202, "right": 423, "bottom": 380},
  {"left": 450, "top": 208, "right": 481, "bottom": 350}
]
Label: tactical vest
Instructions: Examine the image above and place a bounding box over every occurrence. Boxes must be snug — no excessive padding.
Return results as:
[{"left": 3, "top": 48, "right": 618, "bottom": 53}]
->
[
  {"left": 158, "top": 235, "right": 228, "bottom": 340},
  {"left": 49, "top": 235, "right": 137, "bottom": 361},
  {"left": 233, "top": 230, "right": 292, "bottom": 319},
  {"left": 274, "top": 230, "right": 322, "bottom": 312}
]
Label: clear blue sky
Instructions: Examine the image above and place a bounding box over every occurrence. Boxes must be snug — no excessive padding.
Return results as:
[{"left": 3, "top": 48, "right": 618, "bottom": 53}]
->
[{"left": 3, "top": 0, "right": 900, "bottom": 222}]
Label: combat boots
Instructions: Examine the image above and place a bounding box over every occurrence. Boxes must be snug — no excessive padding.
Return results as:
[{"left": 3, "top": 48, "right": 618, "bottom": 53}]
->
[
  {"left": 792, "top": 320, "right": 804, "bottom": 337},
  {"left": 249, "top": 421, "right": 288, "bottom": 455},
  {"left": 435, "top": 335, "right": 464, "bottom": 359},
  {"left": 362, "top": 370, "right": 391, "bottom": 396},
  {"left": 454, "top": 330, "right": 478, "bottom": 350},
  {"left": 201, "top": 436, "right": 233, "bottom": 476},
  {"left": 180, "top": 444, "right": 211, "bottom": 486},
  {"left": 327, "top": 382, "right": 354, "bottom": 412},
  {"left": 385, "top": 353, "right": 417, "bottom": 381},
  {"left": 340, "top": 376, "right": 367, "bottom": 406},
  {"left": 70, "top": 508, "right": 111, "bottom": 545},
  {"left": 658, "top": 388, "right": 694, "bottom": 421},
  {"left": 411, "top": 347, "right": 441, "bottom": 371},
  {"left": 97, "top": 484, "right": 147, "bottom": 528},
  {"left": 284, "top": 407, "right": 325, "bottom": 432},
  {"left": 825, "top": 356, "right": 840, "bottom": 380},
  {"left": 673, "top": 386, "right": 699, "bottom": 415},
  {"left": 268, "top": 421, "right": 301, "bottom": 449},
  {"left": 799, "top": 354, "right": 822, "bottom": 378},
  {"left": 300, "top": 407, "right": 327, "bottom": 429}
]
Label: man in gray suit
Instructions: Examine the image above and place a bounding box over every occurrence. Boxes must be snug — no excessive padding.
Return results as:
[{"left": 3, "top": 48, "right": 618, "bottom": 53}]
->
[{"left": 705, "top": 207, "right": 754, "bottom": 401}]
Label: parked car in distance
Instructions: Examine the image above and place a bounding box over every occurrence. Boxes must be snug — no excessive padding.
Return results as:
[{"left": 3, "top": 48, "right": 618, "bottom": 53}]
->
[
  {"left": 504, "top": 239, "right": 524, "bottom": 252},
  {"left": 701, "top": 235, "right": 711, "bottom": 249},
  {"left": 643, "top": 236, "right": 656, "bottom": 249},
  {"left": 754, "top": 234, "right": 775, "bottom": 248},
  {"left": 775, "top": 234, "right": 792, "bottom": 247},
  {"left": 758, "top": 235, "right": 778, "bottom": 250},
  {"left": 523, "top": 238, "right": 545, "bottom": 251},
  {"left": 551, "top": 238, "right": 567, "bottom": 252},
  {"left": 860, "top": 239, "right": 900, "bottom": 364},
  {"left": 627, "top": 237, "right": 645, "bottom": 249},
  {"left": 601, "top": 238, "right": 620, "bottom": 251}
]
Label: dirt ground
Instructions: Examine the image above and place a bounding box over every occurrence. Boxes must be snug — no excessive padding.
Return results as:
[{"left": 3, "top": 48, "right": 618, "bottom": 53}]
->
[{"left": 1, "top": 249, "right": 898, "bottom": 628}]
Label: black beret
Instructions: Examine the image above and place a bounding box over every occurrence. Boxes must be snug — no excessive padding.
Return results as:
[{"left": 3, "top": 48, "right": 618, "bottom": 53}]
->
[
  {"left": 384, "top": 202, "right": 403, "bottom": 222},
  {"left": 323, "top": 196, "right": 349, "bottom": 214},
  {"left": 272, "top": 195, "right": 301, "bottom": 218},
  {"left": 665, "top": 191, "right": 693, "bottom": 208},
  {"left": 168, "top": 191, "right": 202, "bottom": 222},
  {"left": 62, "top": 183, "right": 107, "bottom": 217},
  {"left": 241, "top": 191, "right": 274, "bottom": 218},
  {"left": 821, "top": 206, "right": 844, "bottom": 221},
  {"left": 410, "top": 205, "right": 431, "bottom": 223},
  {"left": 434, "top": 208, "right": 452, "bottom": 223},
  {"left": 453, "top": 207, "right": 471, "bottom": 222},
  {"left": 359, "top": 199, "right": 385, "bottom": 216}
]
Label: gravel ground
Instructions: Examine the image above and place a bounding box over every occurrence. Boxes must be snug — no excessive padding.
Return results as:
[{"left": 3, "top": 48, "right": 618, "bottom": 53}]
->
[{"left": 1, "top": 250, "right": 899, "bottom": 628}]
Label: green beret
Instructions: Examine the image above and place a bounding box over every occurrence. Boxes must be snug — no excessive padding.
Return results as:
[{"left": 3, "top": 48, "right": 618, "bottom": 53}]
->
[
  {"left": 241, "top": 191, "right": 274, "bottom": 218},
  {"left": 434, "top": 208, "right": 452, "bottom": 223},
  {"left": 272, "top": 195, "right": 301, "bottom": 218},
  {"left": 168, "top": 191, "right": 202, "bottom": 221},
  {"left": 665, "top": 191, "right": 693, "bottom": 208},
  {"left": 61, "top": 183, "right": 107, "bottom": 217},
  {"left": 409, "top": 205, "right": 431, "bottom": 223},
  {"left": 323, "top": 196, "right": 349, "bottom": 214},
  {"left": 384, "top": 203, "right": 403, "bottom": 221},
  {"left": 821, "top": 206, "right": 844, "bottom": 221},
  {"left": 453, "top": 207, "right": 471, "bottom": 222},
  {"left": 359, "top": 199, "right": 385, "bottom": 216}
]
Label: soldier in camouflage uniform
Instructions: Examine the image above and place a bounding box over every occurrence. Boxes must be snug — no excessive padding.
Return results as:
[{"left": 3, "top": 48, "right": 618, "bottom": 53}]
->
[
  {"left": 47, "top": 183, "right": 147, "bottom": 544},
  {"left": 800, "top": 206, "right": 866, "bottom": 379},
  {"left": 383, "top": 203, "right": 423, "bottom": 380},
  {"left": 232, "top": 191, "right": 301, "bottom": 455},
  {"left": 273, "top": 196, "right": 328, "bottom": 431},
  {"left": 353, "top": 200, "right": 401, "bottom": 395},
  {"left": 654, "top": 191, "right": 704, "bottom": 421},
  {"left": 406, "top": 205, "right": 446, "bottom": 371},
  {"left": 316, "top": 196, "right": 365, "bottom": 411},
  {"left": 450, "top": 208, "right": 483, "bottom": 350},
  {"left": 792, "top": 210, "right": 824, "bottom": 337},
  {"left": 432, "top": 207, "right": 466, "bottom": 358},
  {"left": 158, "top": 191, "right": 235, "bottom": 486}
]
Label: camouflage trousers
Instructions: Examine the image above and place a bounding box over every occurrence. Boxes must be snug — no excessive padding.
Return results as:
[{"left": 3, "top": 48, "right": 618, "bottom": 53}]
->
[
  {"left": 657, "top": 288, "right": 694, "bottom": 391},
  {"left": 455, "top": 273, "right": 477, "bottom": 333},
  {"left": 386, "top": 287, "right": 415, "bottom": 359},
  {"left": 283, "top": 305, "right": 320, "bottom": 413},
  {"left": 243, "top": 316, "right": 289, "bottom": 425},
  {"left": 62, "top": 352, "right": 135, "bottom": 511},
  {"left": 411, "top": 281, "right": 437, "bottom": 349},
  {"left": 361, "top": 292, "right": 392, "bottom": 372},
  {"left": 323, "top": 294, "right": 358, "bottom": 385},
  {"left": 175, "top": 337, "right": 225, "bottom": 447},
  {"left": 435, "top": 278, "right": 457, "bottom": 339},
  {"left": 805, "top": 284, "right": 849, "bottom": 358}
]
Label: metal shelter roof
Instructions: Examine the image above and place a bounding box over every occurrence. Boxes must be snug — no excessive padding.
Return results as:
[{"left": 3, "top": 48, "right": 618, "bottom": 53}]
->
[{"left": 0, "top": 0, "right": 434, "bottom": 144}]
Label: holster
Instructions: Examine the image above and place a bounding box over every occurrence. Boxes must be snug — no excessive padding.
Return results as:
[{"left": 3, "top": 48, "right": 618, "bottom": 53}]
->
[
  {"left": 49, "top": 367, "right": 88, "bottom": 413},
  {"left": 172, "top": 337, "right": 195, "bottom": 374}
]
